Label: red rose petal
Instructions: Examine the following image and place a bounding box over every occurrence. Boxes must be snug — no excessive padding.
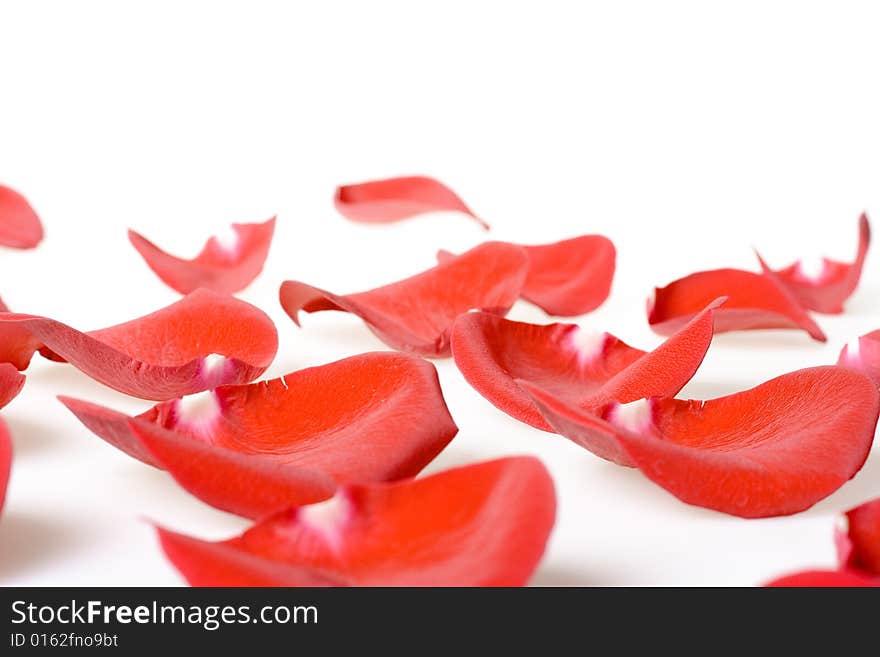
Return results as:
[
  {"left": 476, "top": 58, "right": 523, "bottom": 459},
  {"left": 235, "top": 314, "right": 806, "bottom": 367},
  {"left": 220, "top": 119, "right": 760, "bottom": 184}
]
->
[
  {"left": 61, "top": 352, "right": 458, "bottom": 519},
  {"left": 838, "top": 331, "right": 880, "bottom": 387},
  {"left": 841, "top": 498, "right": 880, "bottom": 575},
  {"left": 0, "top": 184, "right": 43, "bottom": 249},
  {"left": 0, "top": 418, "right": 10, "bottom": 514},
  {"left": 0, "top": 289, "right": 277, "bottom": 400},
  {"left": 765, "top": 570, "right": 878, "bottom": 587},
  {"left": 156, "top": 456, "right": 556, "bottom": 586},
  {"left": 757, "top": 214, "right": 870, "bottom": 314},
  {"left": 451, "top": 299, "right": 722, "bottom": 432},
  {"left": 523, "top": 366, "right": 878, "bottom": 517},
  {"left": 335, "top": 176, "right": 489, "bottom": 230},
  {"left": 128, "top": 217, "right": 276, "bottom": 295},
  {"left": 0, "top": 363, "right": 25, "bottom": 410},
  {"left": 280, "top": 242, "right": 529, "bottom": 357},
  {"left": 648, "top": 268, "right": 826, "bottom": 341},
  {"left": 439, "top": 234, "right": 616, "bottom": 317},
  {"left": 766, "top": 497, "right": 880, "bottom": 586}
]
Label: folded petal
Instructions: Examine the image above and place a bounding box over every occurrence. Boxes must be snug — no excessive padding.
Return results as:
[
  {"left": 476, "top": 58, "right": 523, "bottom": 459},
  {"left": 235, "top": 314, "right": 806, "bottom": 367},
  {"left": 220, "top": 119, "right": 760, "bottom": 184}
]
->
[
  {"left": 440, "top": 234, "right": 616, "bottom": 317},
  {"left": 0, "top": 184, "right": 43, "bottom": 249},
  {"left": 524, "top": 366, "right": 878, "bottom": 517},
  {"left": 0, "top": 418, "right": 10, "bottom": 514},
  {"left": 765, "top": 497, "right": 880, "bottom": 586},
  {"left": 335, "top": 176, "right": 489, "bottom": 230},
  {"left": 0, "top": 363, "right": 25, "bottom": 410},
  {"left": 61, "top": 352, "right": 458, "bottom": 519},
  {"left": 280, "top": 242, "right": 529, "bottom": 357},
  {"left": 157, "top": 456, "right": 556, "bottom": 586},
  {"left": 128, "top": 217, "right": 276, "bottom": 295},
  {"left": 757, "top": 214, "right": 870, "bottom": 314},
  {"left": 451, "top": 299, "right": 721, "bottom": 432},
  {"left": 0, "top": 289, "right": 278, "bottom": 400},
  {"left": 648, "top": 268, "right": 826, "bottom": 341},
  {"left": 838, "top": 331, "right": 880, "bottom": 387}
]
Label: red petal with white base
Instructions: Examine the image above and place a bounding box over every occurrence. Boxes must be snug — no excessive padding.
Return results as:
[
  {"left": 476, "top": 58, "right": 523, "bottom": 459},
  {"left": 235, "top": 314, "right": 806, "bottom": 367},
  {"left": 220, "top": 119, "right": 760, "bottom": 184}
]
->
[
  {"left": 838, "top": 330, "right": 880, "bottom": 387},
  {"left": 524, "top": 366, "right": 878, "bottom": 517},
  {"left": 0, "top": 418, "right": 10, "bottom": 514},
  {"left": 60, "top": 352, "right": 458, "bottom": 519},
  {"left": 757, "top": 214, "right": 870, "bottom": 314},
  {"left": 766, "top": 497, "right": 880, "bottom": 586},
  {"left": 157, "top": 457, "right": 556, "bottom": 586},
  {"left": 439, "top": 234, "right": 616, "bottom": 317},
  {"left": 280, "top": 242, "right": 529, "bottom": 357},
  {"left": 335, "top": 176, "right": 489, "bottom": 230},
  {"left": 128, "top": 217, "right": 276, "bottom": 295},
  {"left": 451, "top": 299, "right": 722, "bottom": 432},
  {"left": 0, "top": 289, "right": 277, "bottom": 400},
  {"left": 0, "top": 184, "right": 43, "bottom": 249},
  {"left": 648, "top": 268, "right": 826, "bottom": 341}
]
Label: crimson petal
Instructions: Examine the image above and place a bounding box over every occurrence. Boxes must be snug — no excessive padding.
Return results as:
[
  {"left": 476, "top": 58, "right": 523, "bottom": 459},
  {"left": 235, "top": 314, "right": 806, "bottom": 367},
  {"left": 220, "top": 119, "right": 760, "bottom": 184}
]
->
[
  {"left": 766, "top": 497, "right": 880, "bottom": 586},
  {"left": 451, "top": 299, "right": 721, "bottom": 432},
  {"left": 61, "top": 352, "right": 458, "bottom": 519},
  {"left": 0, "top": 184, "right": 43, "bottom": 249},
  {"left": 0, "top": 364, "right": 25, "bottom": 410},
  {"left": 439, "top": 234, "right": 616, "bottom": 317},
  {"left": 335, "top": 176, "right": 489, "bottom": 230},
  {"left": 280, "top": 242, "right": 529, "bottom": 357},
  {"left": 524, "top": 366, "right": 878, "bottom": 516},
  {"left": 0, "top": 418, "right": 9, "bottom": 514},
  {"left": 838, "top": 331, "right": 880, "bottom": 387},
  {"left": 648, "top": 268, "right": 826, "bottom": 341},
  {"left": 157, "top": 457, "right": 556, "bottom": 586},
  {"left": 0, "top": 289, "right": 277, "bottom": 400},
  {"left": 757, "top": 214, "right": 870, "bottom": 314},
  {"left": 128, "top": 217, "right": 276, "bottom": 295}
]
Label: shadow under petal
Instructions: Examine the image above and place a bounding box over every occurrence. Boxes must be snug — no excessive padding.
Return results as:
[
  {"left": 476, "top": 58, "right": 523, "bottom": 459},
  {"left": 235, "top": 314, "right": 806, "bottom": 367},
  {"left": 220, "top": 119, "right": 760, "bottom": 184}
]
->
[{"left": 0, "top": 511, "right": 96, "bottom": 582}]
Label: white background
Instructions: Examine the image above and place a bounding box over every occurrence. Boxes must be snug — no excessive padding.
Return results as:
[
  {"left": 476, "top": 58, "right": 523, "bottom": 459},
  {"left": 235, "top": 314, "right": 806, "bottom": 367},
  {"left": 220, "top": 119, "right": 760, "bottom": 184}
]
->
[{"left": 1, "top": 1, "right": 880, "bottom": 586}]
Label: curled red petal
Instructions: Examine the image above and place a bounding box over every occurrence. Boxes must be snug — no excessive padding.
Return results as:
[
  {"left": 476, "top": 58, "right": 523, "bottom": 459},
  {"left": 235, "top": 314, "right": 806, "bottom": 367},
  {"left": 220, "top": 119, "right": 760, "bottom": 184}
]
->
[
  {"left": 525, "top": 366, "right": 878, "bottom": 517},
  {"left": 0, "top": 289, "right": 277, "bottom": 400},
  {"left": 60, "top": 352, "right": 458, "bottom": 518},
  {"left": 765, "top": 570, "right": 879, "bottom": 587},
  {"left": 128, "top": 217, "right": 276, "bottom": 295},
  {"left": 0, "top": 184, "right": 43, "bottom": 249},
  {"left": 0, "top": 418, "right": 10, "bottom": 514},
  {"left": 439, "top": 234, "right": 616, "bottom": 317},
  {"left": 648, "top": 268, "right": 826, "bottom": 341},
  {"left": 841, "top": 498, "right": 880, "bottom": 575},
  {"left": 838, "top": 330, "right": 880, "bottom": 387},
  {"left": 0, "top": 363, "right": 25, "bottom": 410},
  {"left": 335, "top": 176, "right": 489, "bottom": 230},
  {"left": 451, "top": 299, "right": 722, "bottom": 432},
  {"left": 157, "top": 456, "right": 556, "bottom": 586},
  {"left": 757, "top": 214, "right": 870, "bottom": 314},
  {"left": 280, "top": 242, "right": 529, "bottom": 357}
]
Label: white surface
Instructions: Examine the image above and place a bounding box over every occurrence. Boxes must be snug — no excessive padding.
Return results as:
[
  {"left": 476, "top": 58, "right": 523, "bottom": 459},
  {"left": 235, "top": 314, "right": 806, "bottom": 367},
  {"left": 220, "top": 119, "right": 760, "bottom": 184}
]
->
[{"left": 1, "top": 1, "right": 880, "bottom": 586}]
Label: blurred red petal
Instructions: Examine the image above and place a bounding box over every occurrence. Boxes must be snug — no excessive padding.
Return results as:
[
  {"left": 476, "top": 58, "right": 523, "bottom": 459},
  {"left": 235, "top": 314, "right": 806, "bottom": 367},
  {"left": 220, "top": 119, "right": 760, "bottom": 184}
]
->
[
  {"left": 648, "top": 268, "right": 826, "bottom": 341},
  {"left": 61, "top": 352, "right": 458, "bottom": 519},
  {"left": 838, "top": 331, "right": 880, "bottom": 387},
  {"left": 0, "top": 418, "right": 10, "bottom": 514},
  {"left": 128, "top": 217, "right": 275, "bottom": 295},
  {"left": 765, "top": 570, "right": 879, "bottom": 587},
  {"left": 841, "top": 498, "right": 880, "bottom": 575},
  {"left": 451, "top": 299, "right": 721, "bottom": 432},
  {"left": 335, "top": 176, "right": 488, "bottom": 230},
  {"left": 757, "top": 214, "right": 870, "bottom": 314},
  {"left": 440, "top": 234, "right": 616, "bottom": 317},
  {"left": 0, "top": 289, "right": 277, "bottom": 400},
  {"left": 280, "top": 242, "right": 528, "bottom": 357},
  {"left": 157, "top": 457, "right": 556, "bottom": 586},
  {"left": 0, "top": 184, "right": 43, "bottom": 249},
  {"left": 524, "top": 366, "right": 878, "bottom": 516}
]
